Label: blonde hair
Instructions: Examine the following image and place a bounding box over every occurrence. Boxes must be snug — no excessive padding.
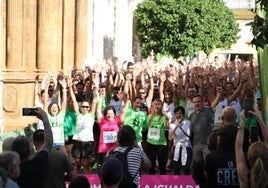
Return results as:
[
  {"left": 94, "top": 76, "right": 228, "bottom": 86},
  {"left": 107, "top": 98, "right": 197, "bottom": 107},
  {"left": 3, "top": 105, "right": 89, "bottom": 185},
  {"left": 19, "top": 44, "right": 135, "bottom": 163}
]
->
[
  {"left": 248, "top": 142, "right": 267, "bottom": 168},
  {"left": 148, "top": 99, "right": 165, "bottom": 126},
  {"left": 250, "top": 149, "right": 268, "bottom": 188}
]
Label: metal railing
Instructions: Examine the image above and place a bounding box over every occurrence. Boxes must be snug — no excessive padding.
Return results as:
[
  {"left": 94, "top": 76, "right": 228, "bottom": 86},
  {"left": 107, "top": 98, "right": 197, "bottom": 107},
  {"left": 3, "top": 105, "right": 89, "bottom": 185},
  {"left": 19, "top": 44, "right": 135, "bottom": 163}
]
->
[{"left": 223, "top": 0, "right": 255, "bottom": 10}]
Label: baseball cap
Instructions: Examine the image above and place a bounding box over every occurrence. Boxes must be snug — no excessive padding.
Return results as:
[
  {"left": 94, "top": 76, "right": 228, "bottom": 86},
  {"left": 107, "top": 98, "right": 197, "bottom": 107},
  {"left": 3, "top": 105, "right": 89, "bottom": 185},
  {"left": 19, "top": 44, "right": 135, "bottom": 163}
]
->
[{"left": 101, "top": 157, "right": 123, "bottom": 177}]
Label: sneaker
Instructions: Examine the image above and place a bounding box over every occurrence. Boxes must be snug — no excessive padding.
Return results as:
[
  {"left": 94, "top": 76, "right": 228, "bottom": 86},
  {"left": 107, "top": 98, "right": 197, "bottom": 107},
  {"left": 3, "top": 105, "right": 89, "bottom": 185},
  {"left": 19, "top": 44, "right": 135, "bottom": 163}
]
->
[{"left": 92, "top": 162, "right": 99, "bottom": 170}]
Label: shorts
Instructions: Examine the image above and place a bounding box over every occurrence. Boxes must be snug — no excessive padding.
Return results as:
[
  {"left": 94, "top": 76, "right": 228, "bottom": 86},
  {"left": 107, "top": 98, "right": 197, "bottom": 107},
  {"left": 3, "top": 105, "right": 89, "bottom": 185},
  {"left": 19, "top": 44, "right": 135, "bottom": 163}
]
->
[
  {"left": 65, "top": 135, "right": 74, "bottom": 145},
  {"left": 71, "top": 140, "right": 94, "bottom": 159}
]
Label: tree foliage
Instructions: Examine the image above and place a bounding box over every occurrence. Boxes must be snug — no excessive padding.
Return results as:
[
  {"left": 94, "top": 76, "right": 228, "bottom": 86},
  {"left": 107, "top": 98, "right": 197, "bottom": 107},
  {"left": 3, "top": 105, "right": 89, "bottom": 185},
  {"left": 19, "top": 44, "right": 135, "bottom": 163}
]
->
[
  {"left": 134, "top": 0, "right": 239, "bottom": 58},
  {"left": 248, "top": 0, "right": 268, "bottom": 49}
]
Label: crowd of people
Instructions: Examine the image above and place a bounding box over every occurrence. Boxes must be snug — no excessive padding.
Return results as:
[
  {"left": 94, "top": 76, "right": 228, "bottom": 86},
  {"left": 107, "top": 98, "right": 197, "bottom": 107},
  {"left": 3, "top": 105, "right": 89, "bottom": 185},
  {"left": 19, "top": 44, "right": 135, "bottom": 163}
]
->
[{"left": 0, "top": 53, "right": 268, "bottom": 188}]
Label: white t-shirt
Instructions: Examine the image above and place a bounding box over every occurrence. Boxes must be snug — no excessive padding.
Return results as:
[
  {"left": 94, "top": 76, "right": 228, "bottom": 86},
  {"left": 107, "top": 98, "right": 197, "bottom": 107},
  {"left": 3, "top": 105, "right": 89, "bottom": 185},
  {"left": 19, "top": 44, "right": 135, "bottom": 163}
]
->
[
  {"left": 169, "top": 119, "right": 192, "bottom": 164},
  {"left": 186, "top": 100, "right": 195, "bottom": 117},
  {"left": 214, "top": 98, "right": 228, "bottom": 125},
  {"left": 73, "top": 112, "right": 95, "bottom": 142}
]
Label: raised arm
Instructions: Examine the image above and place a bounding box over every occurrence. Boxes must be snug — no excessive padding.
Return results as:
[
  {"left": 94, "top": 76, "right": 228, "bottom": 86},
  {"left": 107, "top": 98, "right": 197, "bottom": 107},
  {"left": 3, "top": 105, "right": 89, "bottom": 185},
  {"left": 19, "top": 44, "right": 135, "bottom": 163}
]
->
[
  {"left": 119, "top": 78, "right": 129, "bottom": 121},
  {"left": 250, "top": 109, "right": 268, "bottom": 144},
  {"left": 159, "top": 72, "right": 166, "bottom": 101},
  {"left": 34, "top": 75, "right": 41, "bottom": 107},
  {"left": 96, "top": 89, "right": 104, "bottom": 122},
  {"left": 145, "top": 69, "right": 154, "bottom": 108},
  {"left": 35, "top": 107, "right": 53, "bottom": 154},
  {"left": 227, "top": 79, "right": 245, "bottom": 104},
  {"left": 235, "top": 110, "right": 249, "bottom": 188},
  {"left": 43, "top": 74, "right": 51, "bottom": 113},
  {"left": 58, "top": 77, "right": 67, "bottom": 114},
  {"left": 210, "top": 87, "right": 223, "bottom": 111},
  {"left": 68, "top": 78, "right": 79, "bottom": 113},
  {"left": 91, "top": 86, "right": 98, "bottom": 115},
  {"left": 49, "top": 71, "right": 58, "bottom": 91}
]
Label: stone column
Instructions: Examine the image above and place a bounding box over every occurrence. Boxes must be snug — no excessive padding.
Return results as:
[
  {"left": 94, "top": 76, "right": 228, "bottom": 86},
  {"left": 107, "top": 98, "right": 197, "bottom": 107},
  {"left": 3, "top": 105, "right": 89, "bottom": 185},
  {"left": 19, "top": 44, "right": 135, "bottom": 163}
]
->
[
  {"left": 6, "top": 0, "right": 23, "bottom": 70},
  {"left": 23, "top": 0, "right": 37, "bottom": 74},
  {"left": 0, "top": 0, "right": 6, "bottom": 71},
  {"left": 0, "top": 0, "right": 5, "bottom": 133},
  {"left": 62, "top": 0, "right": 76, "bottom": 74},
  {"left": 86, "top": 1, "right": 94, "bottom": 61},
  {"left": 37, "top": 0, "right": 63, "bottom": 73},
  {"left": 75, "top": 0, "right": 88, "bottom": 68}
]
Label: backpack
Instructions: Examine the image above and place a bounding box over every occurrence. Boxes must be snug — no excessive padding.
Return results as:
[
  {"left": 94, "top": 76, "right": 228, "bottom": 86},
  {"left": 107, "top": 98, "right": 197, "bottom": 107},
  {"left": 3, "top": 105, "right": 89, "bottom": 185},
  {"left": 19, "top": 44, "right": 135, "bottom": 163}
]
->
[{"left": 106, "top": 146, "right": 138, "bottom": 188}]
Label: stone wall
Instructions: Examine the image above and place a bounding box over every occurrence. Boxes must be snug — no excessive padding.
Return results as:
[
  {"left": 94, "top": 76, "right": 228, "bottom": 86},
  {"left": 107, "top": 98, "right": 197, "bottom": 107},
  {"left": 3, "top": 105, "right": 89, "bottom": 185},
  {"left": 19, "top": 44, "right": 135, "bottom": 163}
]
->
[
  {"left": 0, "top": 0, "right": 84, "bottom": 132},
  {"left": 0, "top": 0, "right": 137, "bottom": 132}
]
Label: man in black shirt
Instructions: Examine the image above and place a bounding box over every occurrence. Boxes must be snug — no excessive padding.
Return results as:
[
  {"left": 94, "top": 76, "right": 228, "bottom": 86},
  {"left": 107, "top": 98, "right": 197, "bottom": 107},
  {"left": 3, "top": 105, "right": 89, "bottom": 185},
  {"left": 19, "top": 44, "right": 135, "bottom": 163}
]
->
[{"left": 12, "top": 108, "right": 53, "bottom": 188}]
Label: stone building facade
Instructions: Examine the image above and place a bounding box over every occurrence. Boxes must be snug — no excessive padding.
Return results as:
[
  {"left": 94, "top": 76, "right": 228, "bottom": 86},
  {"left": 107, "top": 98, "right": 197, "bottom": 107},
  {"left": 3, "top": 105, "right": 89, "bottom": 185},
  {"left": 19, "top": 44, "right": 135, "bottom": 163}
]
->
[
  {"left": 0, "top": 0, "right": 141, "bottom": 132},
  {"left": 0, "top": 0, "right": 256, "bottom": 133}
]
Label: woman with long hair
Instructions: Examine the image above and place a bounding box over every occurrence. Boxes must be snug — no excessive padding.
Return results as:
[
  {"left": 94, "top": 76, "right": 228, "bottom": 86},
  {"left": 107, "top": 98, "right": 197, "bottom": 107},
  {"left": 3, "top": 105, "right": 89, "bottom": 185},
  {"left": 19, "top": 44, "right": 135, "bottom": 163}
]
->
[{"left": 145, "top": 99, "right": 169, "bottom": 174}]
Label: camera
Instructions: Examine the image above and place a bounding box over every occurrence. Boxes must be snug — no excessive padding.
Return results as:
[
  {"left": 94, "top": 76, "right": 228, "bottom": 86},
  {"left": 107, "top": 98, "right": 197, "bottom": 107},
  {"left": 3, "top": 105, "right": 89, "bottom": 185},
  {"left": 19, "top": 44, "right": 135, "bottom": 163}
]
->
[{"left": 22, "top": 108, "right": 37, "bottom": 116}]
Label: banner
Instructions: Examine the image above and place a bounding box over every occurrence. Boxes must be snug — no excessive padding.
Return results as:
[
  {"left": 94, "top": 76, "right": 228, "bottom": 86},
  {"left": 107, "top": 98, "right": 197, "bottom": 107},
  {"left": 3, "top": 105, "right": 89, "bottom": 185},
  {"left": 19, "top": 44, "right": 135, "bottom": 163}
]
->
[{"left": 67, "top": 174, "right": 199, "bottom": 188}]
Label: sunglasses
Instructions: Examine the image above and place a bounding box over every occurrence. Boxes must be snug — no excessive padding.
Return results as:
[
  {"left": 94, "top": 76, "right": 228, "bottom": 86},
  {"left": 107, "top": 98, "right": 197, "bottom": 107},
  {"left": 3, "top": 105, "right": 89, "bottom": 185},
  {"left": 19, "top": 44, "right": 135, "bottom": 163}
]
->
[{"left": 81, "top": 106, "right": 90, "bottom": 108}]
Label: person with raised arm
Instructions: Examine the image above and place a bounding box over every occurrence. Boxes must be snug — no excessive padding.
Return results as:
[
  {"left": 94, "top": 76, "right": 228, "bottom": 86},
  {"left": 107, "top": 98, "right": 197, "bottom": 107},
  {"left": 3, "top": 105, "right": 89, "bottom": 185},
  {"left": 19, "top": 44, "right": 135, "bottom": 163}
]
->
[
  {"left": 12, "top": 108, "right": 53, "bottom": 188},
  {"left": 96, "top": 77, "right": 128, "bottom": 164},
  {"left": 43, "top": 72, "right": 67, "bottom": 152},
  {"left": 68, "top": 77, "right": 98, "bottom": 174},
  {"left": 236, "top": 108, "right": 268, "bottom": 188}
]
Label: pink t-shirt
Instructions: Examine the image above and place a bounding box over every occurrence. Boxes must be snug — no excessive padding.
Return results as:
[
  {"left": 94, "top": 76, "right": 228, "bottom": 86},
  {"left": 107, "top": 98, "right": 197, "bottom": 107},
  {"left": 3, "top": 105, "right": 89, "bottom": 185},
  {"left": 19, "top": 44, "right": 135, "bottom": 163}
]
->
[{"left": 98, "top": 116, "right": 122, "bottom": 153}]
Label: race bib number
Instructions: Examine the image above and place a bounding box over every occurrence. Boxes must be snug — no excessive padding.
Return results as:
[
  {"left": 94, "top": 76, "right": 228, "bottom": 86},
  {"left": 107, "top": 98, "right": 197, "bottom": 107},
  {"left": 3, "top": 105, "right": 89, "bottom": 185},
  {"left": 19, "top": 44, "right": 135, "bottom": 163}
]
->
[
  {"left": 148, "top": 127, "right": 160, "bottom": 140},
  {"left": 103, "top": 131, "right": 117, "bottom": 143}
]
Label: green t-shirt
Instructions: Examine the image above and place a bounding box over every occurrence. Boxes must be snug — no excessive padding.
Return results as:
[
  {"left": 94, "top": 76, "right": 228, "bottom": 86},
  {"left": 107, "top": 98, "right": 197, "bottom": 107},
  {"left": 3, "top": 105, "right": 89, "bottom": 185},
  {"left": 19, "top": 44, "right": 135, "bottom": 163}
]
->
[
  {"left": 145, "top": 115, "right": 167, "bottom": 146},
  {"left": 123, "top": 105, "right": 147, "bottom": 142},
  {"left": 237, "top": 115, "right": 258, "bottom": 130},
  {"left": 64, "top": 108, "right": 77, "bottom": 137},
  {"left": 47, "top": 111, "right": 65, "bottom": 146},
  {"left": 245, "top": 117, "right": 258, "bottom": 130},
  {"left": 178, "top": 99, "right": 185, "bottom": 107}
]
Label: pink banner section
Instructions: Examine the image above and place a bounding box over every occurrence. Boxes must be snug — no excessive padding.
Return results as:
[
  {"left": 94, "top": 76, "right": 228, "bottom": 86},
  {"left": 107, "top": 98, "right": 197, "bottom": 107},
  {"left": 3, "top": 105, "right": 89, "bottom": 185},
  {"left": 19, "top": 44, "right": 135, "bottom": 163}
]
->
[{"left": 67, "top": 174, "right": 199, "bottom": 188}]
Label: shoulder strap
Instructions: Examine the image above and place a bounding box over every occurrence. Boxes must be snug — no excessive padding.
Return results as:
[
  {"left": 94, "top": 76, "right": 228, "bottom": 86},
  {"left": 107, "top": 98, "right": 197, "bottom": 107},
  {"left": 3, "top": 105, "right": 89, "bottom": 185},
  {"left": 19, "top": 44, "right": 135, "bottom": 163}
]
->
[
  {"left": 123, "top": 146, "right": 134, "bottom": 155},
  {"left": 178, "top": 126, "right": 191, "bottom": 138},
  {"left": 122, "top": 146, "right": 139, "bottom": 181}
]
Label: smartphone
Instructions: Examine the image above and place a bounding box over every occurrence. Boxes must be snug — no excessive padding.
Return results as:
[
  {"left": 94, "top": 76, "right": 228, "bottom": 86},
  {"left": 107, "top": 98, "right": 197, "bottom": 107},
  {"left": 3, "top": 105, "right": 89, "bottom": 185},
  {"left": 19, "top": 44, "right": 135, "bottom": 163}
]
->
[
  {"left": 22, "top": 108, "right": 37, "bottom": 116},
  {"left": 243, "top": 98, "right": 253, "bottom": 118},
  {"left": 257, "top": 97, "right": 262, "bottom": 111},
  {"left": 250, "top": 126, "right": 258, "bottom": 143}
]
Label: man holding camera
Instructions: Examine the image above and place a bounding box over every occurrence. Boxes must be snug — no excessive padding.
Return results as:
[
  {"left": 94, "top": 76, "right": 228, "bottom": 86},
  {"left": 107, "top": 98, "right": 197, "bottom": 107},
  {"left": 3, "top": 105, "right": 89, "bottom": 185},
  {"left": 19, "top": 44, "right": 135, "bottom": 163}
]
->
[{"left": 12, "top": 108, "right": 53, "bottom": 188}]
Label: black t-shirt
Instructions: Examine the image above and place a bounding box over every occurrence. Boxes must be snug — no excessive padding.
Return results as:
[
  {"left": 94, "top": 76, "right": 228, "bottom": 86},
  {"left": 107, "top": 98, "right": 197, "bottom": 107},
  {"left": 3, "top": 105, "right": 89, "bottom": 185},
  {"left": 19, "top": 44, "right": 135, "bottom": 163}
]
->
[
  {"left": 17, "top": 150, "right": 49, "bottom": 188},
  {"left": 204, "top": 148, "right": 239, "bottom": 188}
]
